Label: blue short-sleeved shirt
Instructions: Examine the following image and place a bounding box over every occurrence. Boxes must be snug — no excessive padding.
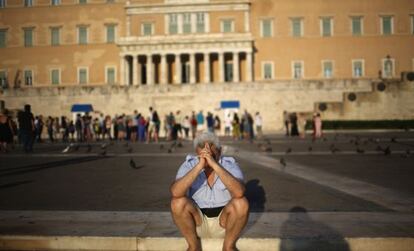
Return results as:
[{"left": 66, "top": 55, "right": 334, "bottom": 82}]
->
[{"left": 175, "top": 155, "right": 244, "bottom": 209}]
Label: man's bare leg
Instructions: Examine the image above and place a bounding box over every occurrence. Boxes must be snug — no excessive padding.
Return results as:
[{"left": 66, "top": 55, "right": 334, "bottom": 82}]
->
[
  {"left": 220, "top": 197, "right": 249, "bottom": 251},
  {"left": 171, "top": 197, "right": 202, "bottom": 251}
]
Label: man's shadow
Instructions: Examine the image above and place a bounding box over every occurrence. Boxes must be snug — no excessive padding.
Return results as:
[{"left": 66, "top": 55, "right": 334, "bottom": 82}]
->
[
  {"left": 279, "top": 206, "right": 350, "bottom": 251},
  {"left": 244, "top": 179, "right": 266, "bottom": 233}
]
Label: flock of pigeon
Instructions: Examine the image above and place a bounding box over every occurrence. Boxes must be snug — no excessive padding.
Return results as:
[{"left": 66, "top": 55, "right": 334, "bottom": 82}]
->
[
  {"left": 61, "top": 140, "right": 185, "bottom": 171},
  {"left": 255, "top": 134, "right": 413, "bottom": 169}
]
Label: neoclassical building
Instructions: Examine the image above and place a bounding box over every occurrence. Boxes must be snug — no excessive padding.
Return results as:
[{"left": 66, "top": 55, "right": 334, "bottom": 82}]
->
[{"left": 0, "top": 0, "right": 414, "bottom": 129}]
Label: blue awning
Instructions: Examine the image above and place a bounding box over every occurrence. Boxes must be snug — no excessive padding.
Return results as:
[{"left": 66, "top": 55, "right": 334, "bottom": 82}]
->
[
  {"left": 71, "top": 104, "right": 94, "bottom": 113},
  {"left": 220, "top": 101, "right": 240, "bottom": 109}
]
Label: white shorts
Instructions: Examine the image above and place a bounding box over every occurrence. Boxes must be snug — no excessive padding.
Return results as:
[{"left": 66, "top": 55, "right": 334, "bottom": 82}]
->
[{"left": 195, "top": 207, "right": 226, "bottom": 238}]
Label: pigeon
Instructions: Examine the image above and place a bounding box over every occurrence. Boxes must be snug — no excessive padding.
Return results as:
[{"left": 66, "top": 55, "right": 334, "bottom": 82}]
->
[
  {"left": 86, "top": 144, "right": 92, "bottom": 153},
  {"left": 257, "top": 143, "right": 263, "bottom": 149},
  {"left": 100, "top": 150, "right": 107, "bottom": 156},
  {"left": 124, "top": 142, "right": 129, "bottom": 148},
  {"left": 406, "top": 149, "right": 411, "bottom": 156},
  {"left": 383, "top": 146, "right": 391, "bottom": 155},
  {"left": 391, "top": 137, "right": 397, "bottom": 143},
  {"left": 308, "top": 146, "right": 313, "bottom": 152},
  {"left": 265, "top": 146, "right": 272, "bottom": 152},
  {"left": 101, "top": 143, "right": 107, "bottom": 150},
  {"left": 62, "top": 144, "right": 72, "bottom": 153},
  {"left": 285, "top": 148, "right": 292, "bottom": 154},
  {"left": 73, "top": 144, "right": 80, "bottom": 152},
  {"left": 177, "top": 142, "right": 183, "bottom": 148},
  {"left": 127, "top": 147, "right": 133, "bottom": 153},
  {"left": 280, "top": 157, "right": 286, "bottom": 167},
  {"left": 265, "top": 139, "right": 272, "bottom": 145},
  {"left": 356, "top": 147, "right": 365, "bottom": 154},
  {"left": 331, "top": 147, "right": 339, "bottom": 154},
  {"left": 129, "top": 159, "right": 143, "bottom": 169},
  {"left": 375, "top": 145, "right": 383, "bottom": 152},
  {"left": 167, "top": 148, "right": 172, "bottom": 153},
  {"left": 160, "top": 144, "right": 164, "bottom": 150},
  {"left": 323, "top": 137, "right": 328, "bottom": 142}
]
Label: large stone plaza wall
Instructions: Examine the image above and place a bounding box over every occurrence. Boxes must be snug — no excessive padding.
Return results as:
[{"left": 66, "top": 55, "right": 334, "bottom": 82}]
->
[{"left": 1, "top": 79, "right": 414, "bottom": 131}]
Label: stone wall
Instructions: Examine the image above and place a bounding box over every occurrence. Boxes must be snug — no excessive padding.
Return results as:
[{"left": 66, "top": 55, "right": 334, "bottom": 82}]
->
[{"left": 1, "top": 79, "right": 413, "bottom": 132}]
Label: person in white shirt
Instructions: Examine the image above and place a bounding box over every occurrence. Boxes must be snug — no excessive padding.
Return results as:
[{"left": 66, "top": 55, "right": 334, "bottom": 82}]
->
[{"left": 254, "top": 112, "right": 263, "bottom": 139}]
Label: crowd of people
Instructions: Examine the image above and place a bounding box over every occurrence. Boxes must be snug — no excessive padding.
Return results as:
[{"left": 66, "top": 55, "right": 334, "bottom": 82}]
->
[
  {"left": 0, "top": 104, "right": 323, "bottom": 153},
  {"left": 283, "top": 110, "right": 323, "bottom": 139}
]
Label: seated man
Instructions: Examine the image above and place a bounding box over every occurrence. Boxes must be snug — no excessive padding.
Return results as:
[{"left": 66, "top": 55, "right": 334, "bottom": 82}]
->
[{"left": 170, "top": 132, "right": 249, "bottom": 251}]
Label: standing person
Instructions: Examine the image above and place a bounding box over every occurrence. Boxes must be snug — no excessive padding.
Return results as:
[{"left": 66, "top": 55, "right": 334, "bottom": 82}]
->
[
  {"left": 104, "top": 115, "right": 112, "bottom": 140},
  {"left": 224, "top": 113, "right": 232, "bottom": 137},
  {"left": 314, "top": 113, "right": 323, "bottom": 139},
  {"left": 196, "top": 111, "right": 204, "bottom": 132},
  {"left": 53, "top": 117, "right": 60, "bottom": 141},
  {"left": 98, "top": 113, "right": 105, "bottom": 141},
  {"left": 46, "top": 116, "right": 54, "bottom": 143},
  {"left": 163, "top": 114, "right": 170, "bottom": 140},
  {"left": 138, "top": 114, "right": 147, "bottom": 142},
  {"left": 190, "top": 112, "right": 198, "bottom": 140},
  {"left": 131, "top": 110, "right": 139, "bottom": 143},
  {"left": 17, "top": 104, "right": 35, "bottom": 153},
  {"left": 0, "top": 110, "right": 14, "bottom": 153},
  {"left": 242, "top": 112, "right": 250, "bottom": 140},
  {"left": 283, "top": 111, "right": 290, "bottom": 136},
  {"left": 255, "top": 112, "right": 263, "bottom": 139},
  {"left": 68, "top": 120, "right": 75, "bottom": 142},
  {"left": 232, "top": 113, "right": 240, "bottom": 140},
  {"left": 175, "top": 110, "right": 183, "bottom": 139},
  {"left": 93, "top": 118, "right": 101, "bottom": 141},
  {"left": 206, "top": 112, "right": 214, "bottom": 133},
  {"left": 214, "top": 115, "right": 221, "bottom": 136},
  {"left": 61, "top": 116, "right": 69, "bottom": 143},
  {"left": 170, "top": 132, "right": 249, "bottom": 251},
  {"left": 75, "top": 114, "right": 83, "bottom": 142},
  {"left": 113, "top": 115, "right": 119, "bottom": 140},
  {"left": 298, "top": 113, "right": 307, "bottom": 139},
  {"left": 147, "top": 107, "right": 155, "bottom": 143},
  {"left": 182, "top": 115, "right": 191, "bottom": 139},
  {"left": 152, "top": 111, "right": 160, "bottom": 143},
  {"left": 83, "top": 113, "right": 93, "bottom": 142},
  {"left": 34, "top": 115, "right": 44, "bottom": 143},
  {"left": 247, "top": 112, "right": 254, "bottom": 141},
  {"left": 117, "top": 115, "right": 126, "bottom": 141},
  {"left": 290, "top": 112, "right": 299, "bottom": 137}
]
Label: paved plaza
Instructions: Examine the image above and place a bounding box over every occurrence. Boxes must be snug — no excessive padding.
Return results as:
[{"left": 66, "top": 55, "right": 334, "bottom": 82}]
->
[{"left": 0, "top": 131, "right": 414, "bottom": 250}]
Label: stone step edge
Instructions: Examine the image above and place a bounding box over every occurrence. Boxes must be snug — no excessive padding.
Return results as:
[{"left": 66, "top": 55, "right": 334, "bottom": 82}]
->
[{"left": 1, "top": 235, "right": 414, "bottom": 251}]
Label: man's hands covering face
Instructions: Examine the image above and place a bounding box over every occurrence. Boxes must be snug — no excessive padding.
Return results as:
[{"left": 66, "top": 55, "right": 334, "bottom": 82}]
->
[{"left": 199, "top": 143, "right": 218, "bottom": 168}]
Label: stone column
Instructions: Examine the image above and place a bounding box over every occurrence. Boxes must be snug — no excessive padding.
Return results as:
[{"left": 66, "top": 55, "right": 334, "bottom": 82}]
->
[
  {"left": 204, "top": 52, "right": 210, "bottom": 83},
  {"left": 218, "top": 52, "right": 225, "bottom": 83},
  {"left": 160, "top": 53, "right": 167, "bottom": 84},
  {"left": 246, "top": 51, "right": 253, "bottom": 82},
  {"left": 133, "top": 55, "right": 138, "bottom": 86},
  {"left": 120, "top": 56, "right": 125, "bottom": 85},
  {"left": 147, "top": 54, "right": 153, "bottom": 85},
  {"left": 244, "top": 11, "right": 250, "bottom": 33},
  {"left": 175, "top": 54, "right": 181, "bottom": 84},
  {"left": 189, "top": 53, "right": 196, "bottom": 84},
  {"left": 233, "top": 52, "right": 240, "bottom": 83},
  {"left": 126, "top": 15, "right": 131, "bottom": 36}
]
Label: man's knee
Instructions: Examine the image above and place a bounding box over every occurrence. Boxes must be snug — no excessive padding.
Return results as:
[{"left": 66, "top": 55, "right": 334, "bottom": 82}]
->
[
  {"left": 228, "top": 197, "right": 249, "bottom": 217},
  {"left": 171, "top": 197, "right": 194, "bottom": 215}
]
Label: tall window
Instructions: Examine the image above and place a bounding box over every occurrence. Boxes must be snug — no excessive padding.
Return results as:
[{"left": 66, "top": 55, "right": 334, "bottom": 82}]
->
[
  {"left": 382, "top": 56, "right": 395, "bottom": 78},
  {"left": 24, "top": 70, "right": 33, "bottom": 86},
  {"left": 51, "top": 27, "right": 60, "bottom": 46},
  {"left": 51, "top": 0, "right": 60, "bottom": 6},
  {"left": 106, "top": 24, "right": 116, "bottom": 42},
  {"left": 196, "top": 13, "right": 205, "bottom": 33},
  {"left": 0, "top": 29, "right": 6, "bottom": 48},
  {"left": 24, "top": 0, "right": 33, "bottom": 7},
  {"left": 351, "top": 16, "right": 363, "bottom": 36},
  {"left": 0, "top": 70, "right": 7, "bottom": 88},
  {"left": 0, "top": 0, "right": 6, "bottom": 8},
  {"left": 321, "top": 17, "right": 333, "bottom": 37},
  {"left": 411, "top": 15, "right": 414, "bottom": 35},
  {"left": 106, "top": 67, "right": 116, "bottom": 84},
  {"left": 381, "top": 16, "right": 393, "bottom": 35},
  {"left": 78, "top": 67, "right": 88, "bottom": 84},
  {"left": 292, "top": 61, "right": 303, "bottom": 79},
  {"left": 221, "top": 19, "right": 234, "bottom": 33},
  {"left": 291, "top": 18, "right": 303, "bottom": 37},
  {"left": 169, "top": 14, "right": 178, "bottom": 34},
  {"left": 141, "top": 23, "right": 153, "bottom": 36},
  {"left": 262, "top": 62, "right": 274, "bottom": 80},
  {"left": 79, "top": 0, "right": 87, "bottom": 4},
  {"left": 352, "top": 60, "right": 364, "bottom": 78},
  {"left": 51, "top": 69, "right": 60, "bottom": 85},
  {"left": 261, "top": 19, "right": 273, "bottom": 38},
  {"left": 225, "top": 62, "right": 233, "bottom": 82},
  {"left": 23, "top": 28, "right": 34, "bottom": 47},
  {"left": 322, "top": 61, "right": 333, "bottom": 78},
  {"left": 183, "top": 13, "right": 192, "bottom": 34},
  {"left": 78, "top": 26, "right": 88, "bottom": 45}
]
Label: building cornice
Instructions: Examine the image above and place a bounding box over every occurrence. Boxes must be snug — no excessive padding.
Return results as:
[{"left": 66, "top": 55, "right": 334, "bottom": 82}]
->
[{"left": 126, "top": 0, "right": 250, "bottom": 14}]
